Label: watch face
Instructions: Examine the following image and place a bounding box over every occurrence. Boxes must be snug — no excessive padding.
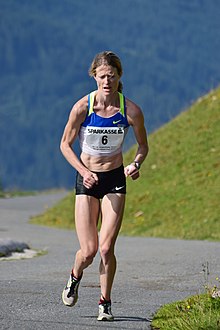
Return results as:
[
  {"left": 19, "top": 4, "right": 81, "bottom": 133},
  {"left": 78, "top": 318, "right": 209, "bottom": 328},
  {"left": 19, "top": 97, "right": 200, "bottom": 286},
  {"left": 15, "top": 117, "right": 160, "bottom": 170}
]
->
[{"left": 134, "top": 161, "right": 140, "bottom": 169}]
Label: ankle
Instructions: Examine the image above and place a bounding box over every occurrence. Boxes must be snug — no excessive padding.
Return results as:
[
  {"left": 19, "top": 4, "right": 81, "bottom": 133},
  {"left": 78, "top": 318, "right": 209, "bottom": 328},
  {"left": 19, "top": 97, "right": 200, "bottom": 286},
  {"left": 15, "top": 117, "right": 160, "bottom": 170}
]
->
[
  {"left": 71, "top": 269, "right": 82, "bottom": 281},
  {"left": 99, "top": 295, "right": 111, "bottom": 305}
]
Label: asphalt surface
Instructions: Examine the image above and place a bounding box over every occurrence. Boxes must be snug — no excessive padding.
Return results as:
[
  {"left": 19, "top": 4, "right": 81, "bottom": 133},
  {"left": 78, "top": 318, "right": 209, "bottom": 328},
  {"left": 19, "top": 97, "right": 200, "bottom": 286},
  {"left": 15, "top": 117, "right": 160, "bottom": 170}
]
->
[{"left": 0, "top": 192, "right": 220, "bottom": 330}]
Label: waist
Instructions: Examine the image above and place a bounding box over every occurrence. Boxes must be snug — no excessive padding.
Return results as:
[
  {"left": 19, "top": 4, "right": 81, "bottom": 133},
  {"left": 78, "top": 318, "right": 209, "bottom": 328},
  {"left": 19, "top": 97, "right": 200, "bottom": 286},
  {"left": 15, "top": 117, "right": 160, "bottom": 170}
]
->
[{"left": 80, "top": 152, "right": 123, "bottom": 172}]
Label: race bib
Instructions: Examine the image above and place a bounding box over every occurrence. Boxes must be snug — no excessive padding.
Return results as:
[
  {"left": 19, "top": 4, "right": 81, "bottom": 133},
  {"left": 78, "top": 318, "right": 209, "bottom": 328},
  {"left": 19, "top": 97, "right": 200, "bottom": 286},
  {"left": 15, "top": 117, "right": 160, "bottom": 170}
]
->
[{"left": 85, "top": 126, "right": 125, "bottom": 153}]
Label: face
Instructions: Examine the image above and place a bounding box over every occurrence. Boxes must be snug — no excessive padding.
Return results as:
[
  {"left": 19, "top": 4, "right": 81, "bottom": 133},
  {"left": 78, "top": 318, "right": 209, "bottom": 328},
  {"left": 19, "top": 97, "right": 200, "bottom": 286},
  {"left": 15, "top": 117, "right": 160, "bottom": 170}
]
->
[{"left": 94, "top": 65, "right": 120, "bottom": 95}]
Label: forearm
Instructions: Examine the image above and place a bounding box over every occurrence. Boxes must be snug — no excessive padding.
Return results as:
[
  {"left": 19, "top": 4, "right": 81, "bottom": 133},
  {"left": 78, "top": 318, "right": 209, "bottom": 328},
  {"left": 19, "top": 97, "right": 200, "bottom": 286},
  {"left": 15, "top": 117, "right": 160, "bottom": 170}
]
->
[
  {"left": 60, "top": 142, "right": 88, "bottom": 177},
  {"left": 124, "top": 143, "right": 149, "bottom": 180},
  {"left": 133, "top": 142, "right": 149, "bottom": 165}
]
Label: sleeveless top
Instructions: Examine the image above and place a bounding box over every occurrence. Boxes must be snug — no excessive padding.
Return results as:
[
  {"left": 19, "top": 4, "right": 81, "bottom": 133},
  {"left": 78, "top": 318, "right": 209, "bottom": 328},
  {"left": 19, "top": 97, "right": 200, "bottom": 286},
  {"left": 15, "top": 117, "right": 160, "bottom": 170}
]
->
[{"left": 78, "top": 91, "right": 130, "bottom": 156}]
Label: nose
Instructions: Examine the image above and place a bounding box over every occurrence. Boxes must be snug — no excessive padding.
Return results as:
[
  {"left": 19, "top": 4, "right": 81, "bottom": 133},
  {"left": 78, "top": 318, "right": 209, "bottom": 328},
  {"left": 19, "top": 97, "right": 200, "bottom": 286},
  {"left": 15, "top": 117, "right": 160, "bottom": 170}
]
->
[{"left": 104, "top": 76, "right": 109, "bottom": 84}]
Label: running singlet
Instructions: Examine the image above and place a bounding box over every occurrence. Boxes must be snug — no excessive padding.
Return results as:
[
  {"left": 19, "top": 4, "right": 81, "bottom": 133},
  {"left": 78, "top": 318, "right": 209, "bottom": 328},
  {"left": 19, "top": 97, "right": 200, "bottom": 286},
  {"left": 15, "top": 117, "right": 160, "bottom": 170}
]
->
[{"left": 79, "top": 91, "right": 130, "bottom": 156}]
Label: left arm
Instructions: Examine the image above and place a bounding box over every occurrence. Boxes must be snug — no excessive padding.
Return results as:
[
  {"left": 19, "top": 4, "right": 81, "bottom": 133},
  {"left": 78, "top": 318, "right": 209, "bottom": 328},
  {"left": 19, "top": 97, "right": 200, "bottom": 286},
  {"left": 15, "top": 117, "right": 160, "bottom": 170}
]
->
[{"left": 124, "top": 99, "right": 149, "bottom": 180}]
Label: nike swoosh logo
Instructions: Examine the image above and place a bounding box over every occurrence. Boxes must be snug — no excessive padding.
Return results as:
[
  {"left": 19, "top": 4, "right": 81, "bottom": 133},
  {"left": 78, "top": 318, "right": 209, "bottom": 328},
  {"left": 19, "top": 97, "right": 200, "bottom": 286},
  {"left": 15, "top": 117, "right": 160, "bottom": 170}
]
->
[
  {"left": 113, "top": 120, "right": 122, "bottom": 124},
  {"left": 115, "top": 185, "right": 125, "bottom": 191}
]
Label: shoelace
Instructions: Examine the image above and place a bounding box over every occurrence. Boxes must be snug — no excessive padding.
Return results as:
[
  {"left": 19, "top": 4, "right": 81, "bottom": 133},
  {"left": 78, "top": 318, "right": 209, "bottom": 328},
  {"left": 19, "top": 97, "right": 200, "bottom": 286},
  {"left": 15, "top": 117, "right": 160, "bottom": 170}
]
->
[
  {"left": 101, "top": 302, "right": 111, "bottom": 314},
  {"left": 67, "top": 279, "right": 78, "bottom": 298}
]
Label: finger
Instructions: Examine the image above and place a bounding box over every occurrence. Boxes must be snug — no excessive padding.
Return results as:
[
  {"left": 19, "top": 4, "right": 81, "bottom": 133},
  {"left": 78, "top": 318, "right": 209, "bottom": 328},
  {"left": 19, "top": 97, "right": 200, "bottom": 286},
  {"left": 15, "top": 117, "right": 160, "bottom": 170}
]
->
[
  {"left": 124, "top": 165, "right": 133, "bottom": 176},
  {"left": 124, "top": 168, "right": 129, "bottom": 177},
  {"left": 131, "top": 171, "right": 140, "bottom": 180},
  {"left": 91, "top": 173, "right": 99, "bottom": 184}
]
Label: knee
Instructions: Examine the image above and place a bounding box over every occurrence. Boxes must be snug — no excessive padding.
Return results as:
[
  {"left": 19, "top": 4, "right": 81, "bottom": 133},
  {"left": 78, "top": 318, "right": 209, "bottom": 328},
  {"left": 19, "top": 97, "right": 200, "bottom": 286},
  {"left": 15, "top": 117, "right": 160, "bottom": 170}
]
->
[
  {"left": 99, "top": 244, "right": 114, "bottom": 262},
  {"left": 81, "top": 246, "right": 97, "bottom": 264}
]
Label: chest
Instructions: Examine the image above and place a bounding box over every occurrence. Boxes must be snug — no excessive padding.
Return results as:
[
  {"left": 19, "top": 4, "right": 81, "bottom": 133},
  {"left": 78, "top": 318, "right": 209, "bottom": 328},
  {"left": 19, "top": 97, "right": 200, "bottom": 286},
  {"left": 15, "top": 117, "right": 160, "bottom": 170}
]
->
[{"left": 93, "top": 105, "right": 120, "bottom": 119}]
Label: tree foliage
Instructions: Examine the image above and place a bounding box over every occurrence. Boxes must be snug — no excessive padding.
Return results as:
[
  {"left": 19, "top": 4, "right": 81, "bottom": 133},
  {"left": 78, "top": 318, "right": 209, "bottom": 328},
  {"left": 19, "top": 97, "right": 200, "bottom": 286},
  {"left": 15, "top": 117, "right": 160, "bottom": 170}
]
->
[{"left": 0, "top": 0, "right": 220, "bottom": 190}]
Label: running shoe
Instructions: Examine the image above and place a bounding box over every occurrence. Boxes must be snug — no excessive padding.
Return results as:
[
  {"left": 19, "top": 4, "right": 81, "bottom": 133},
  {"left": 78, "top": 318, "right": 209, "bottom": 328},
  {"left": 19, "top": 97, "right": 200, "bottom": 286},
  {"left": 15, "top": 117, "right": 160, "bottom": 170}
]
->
[
  {"left": 62, "top": 273, "right": 82, "bottom": 307},
  {"left": 97, "top": 301, "right": 114, "bottom": 321}
]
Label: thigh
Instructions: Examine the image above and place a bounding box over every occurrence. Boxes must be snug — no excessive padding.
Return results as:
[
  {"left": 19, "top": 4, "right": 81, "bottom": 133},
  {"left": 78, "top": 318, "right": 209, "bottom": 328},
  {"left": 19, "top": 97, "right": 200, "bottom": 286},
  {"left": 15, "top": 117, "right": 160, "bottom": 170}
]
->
[
  {"left": 75, "top": 195, "right": 100, "bottom": 253},
  {"left": 99, "top": 193, "right": 126, "bottom": 250}
]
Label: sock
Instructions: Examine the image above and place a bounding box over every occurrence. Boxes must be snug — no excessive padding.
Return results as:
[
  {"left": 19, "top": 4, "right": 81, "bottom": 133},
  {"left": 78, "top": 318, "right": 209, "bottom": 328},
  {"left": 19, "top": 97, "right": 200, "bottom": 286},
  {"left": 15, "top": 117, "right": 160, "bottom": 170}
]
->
[
  {"left": 71, "top": 269, "right": 81, "bottom": 281},
  {"left": 99, "top": 296, "right": 111, "bottom": 305}
]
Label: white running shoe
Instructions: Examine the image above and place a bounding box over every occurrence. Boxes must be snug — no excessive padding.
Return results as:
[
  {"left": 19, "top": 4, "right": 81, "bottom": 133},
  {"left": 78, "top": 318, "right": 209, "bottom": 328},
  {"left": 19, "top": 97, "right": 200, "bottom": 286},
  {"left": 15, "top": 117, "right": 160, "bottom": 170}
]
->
[
  {"left": 97, "top": 301, "right": 114, "bottom": 321},
  {"left": 62, "top": 273, "right": 82, "bottom": 307}
]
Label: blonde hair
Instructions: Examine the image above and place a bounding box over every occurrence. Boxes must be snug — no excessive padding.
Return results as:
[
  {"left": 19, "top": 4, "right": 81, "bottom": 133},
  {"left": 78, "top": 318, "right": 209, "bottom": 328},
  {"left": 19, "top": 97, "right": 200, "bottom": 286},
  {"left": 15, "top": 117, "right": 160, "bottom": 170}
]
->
[{"left": 89, "top": 51, "right": 123, "bottom": 92}]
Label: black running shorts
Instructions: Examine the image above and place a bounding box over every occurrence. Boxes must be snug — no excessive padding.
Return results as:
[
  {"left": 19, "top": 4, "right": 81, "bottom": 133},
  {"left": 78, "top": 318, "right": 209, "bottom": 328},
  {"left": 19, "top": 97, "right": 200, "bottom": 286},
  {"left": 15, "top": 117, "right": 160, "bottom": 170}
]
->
[{"left": 75, "top": 165, "right": 126, "bottom": 199}]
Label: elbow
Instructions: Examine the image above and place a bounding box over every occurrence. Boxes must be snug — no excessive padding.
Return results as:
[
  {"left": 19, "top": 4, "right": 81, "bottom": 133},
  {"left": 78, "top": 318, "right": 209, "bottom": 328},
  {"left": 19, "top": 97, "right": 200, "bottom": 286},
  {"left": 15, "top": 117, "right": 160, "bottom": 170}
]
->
[
  {"left": 60, "top": 139, "right": 66, "bottom": 156},
  {"left": 60, "top": 141, "right": 64, "bottom": 154},
  {"left": 60, "top": 139, "right": 73, "bottom": 158}
]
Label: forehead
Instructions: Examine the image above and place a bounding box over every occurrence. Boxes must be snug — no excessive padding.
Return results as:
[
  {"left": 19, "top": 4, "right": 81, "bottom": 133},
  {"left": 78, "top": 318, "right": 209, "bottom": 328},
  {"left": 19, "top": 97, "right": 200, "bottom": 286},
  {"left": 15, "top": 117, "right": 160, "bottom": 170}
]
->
[{"left": 95, "top": 65, "right": 118, "bottom": 76}]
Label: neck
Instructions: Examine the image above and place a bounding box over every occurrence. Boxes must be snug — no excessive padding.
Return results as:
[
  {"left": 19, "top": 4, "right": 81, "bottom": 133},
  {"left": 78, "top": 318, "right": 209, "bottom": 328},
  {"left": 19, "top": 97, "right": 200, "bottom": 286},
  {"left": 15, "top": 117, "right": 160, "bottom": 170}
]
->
[{"left": 96, "top": 90, "right": 119, "bottom": 107}]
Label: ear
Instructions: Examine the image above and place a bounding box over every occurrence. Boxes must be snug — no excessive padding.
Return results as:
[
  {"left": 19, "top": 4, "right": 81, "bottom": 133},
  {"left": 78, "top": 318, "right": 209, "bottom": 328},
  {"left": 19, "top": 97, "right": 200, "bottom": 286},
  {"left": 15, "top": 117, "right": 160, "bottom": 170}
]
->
[{"left": 94, "top": 75, "right": 98, "bottom": 84}]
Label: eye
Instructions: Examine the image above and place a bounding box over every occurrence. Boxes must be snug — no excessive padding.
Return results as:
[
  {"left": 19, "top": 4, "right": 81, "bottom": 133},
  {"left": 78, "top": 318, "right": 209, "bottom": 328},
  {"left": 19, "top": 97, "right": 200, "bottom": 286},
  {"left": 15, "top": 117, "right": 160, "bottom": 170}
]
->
[{"left": 108, "top": 74, "right": 115, "bottom": 80}]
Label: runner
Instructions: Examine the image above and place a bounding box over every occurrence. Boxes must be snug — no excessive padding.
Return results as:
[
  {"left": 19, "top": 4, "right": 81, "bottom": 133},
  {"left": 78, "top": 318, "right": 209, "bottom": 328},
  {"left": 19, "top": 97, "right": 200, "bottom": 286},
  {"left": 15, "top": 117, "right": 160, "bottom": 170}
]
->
[{"left": 60, "top": 51, "right": 149, "bottom": 321}]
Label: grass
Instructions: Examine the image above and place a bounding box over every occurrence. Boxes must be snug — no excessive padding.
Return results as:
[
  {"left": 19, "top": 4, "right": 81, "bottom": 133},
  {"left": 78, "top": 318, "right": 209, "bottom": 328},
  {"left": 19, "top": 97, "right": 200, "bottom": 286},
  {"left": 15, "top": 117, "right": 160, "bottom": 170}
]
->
[
  {"left": 151, "top": 293, "right": 220, "bottom": 330},
  {"left": 122, "top": 87, "right": 220, "bottom": 240},
  {"left": 30, "top": 86, "right": 220, "bottom": 241},
  {"left": 31, "top": 191, "right": 74, "bottom": 229},
  {"left": 151, "top": 263, "right": 220, "bottom": 329}
]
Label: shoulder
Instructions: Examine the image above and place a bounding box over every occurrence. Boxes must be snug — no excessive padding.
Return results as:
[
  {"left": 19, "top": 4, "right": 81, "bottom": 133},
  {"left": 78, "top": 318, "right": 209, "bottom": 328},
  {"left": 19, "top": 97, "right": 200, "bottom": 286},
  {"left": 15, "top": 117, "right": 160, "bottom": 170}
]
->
[
  {"left": 125, "top": 97, "right": 144, "bottom": 126},
  {"left": 68, "top": 94, "right": 89, "bottom": 123}
]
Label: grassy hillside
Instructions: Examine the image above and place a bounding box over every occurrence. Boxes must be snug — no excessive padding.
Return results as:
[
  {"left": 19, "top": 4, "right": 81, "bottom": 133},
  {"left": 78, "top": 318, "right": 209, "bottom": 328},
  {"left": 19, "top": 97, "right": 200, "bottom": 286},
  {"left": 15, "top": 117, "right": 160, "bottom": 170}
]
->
[{"left": 31, "top": 87, "right": 220, "bottom": 241}]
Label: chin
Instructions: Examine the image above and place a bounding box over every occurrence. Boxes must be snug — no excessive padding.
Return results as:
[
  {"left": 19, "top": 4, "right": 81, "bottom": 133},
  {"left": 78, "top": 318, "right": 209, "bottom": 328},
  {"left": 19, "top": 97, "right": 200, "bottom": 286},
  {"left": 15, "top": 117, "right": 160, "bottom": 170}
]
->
[{"left": 102, "top": 89, "right": 112, "bottom": 94}]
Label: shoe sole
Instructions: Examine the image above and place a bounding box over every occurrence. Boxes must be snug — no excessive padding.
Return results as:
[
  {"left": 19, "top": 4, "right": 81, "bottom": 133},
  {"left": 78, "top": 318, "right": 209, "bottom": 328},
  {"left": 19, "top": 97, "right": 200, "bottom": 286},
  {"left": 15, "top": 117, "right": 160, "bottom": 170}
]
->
[{"left": 97, "top": 315, "right": 114, "bottom": 321}]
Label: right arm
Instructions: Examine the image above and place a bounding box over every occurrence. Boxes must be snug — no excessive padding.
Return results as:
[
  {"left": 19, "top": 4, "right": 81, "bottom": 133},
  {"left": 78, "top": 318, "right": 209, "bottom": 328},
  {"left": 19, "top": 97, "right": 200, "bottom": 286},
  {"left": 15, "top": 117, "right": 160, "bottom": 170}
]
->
[
  {"left": 60, "top": 97, "right": 98, "bottom": 188},
  {"left": 124, "top": 99, "right": 149, "bottom": 180}
]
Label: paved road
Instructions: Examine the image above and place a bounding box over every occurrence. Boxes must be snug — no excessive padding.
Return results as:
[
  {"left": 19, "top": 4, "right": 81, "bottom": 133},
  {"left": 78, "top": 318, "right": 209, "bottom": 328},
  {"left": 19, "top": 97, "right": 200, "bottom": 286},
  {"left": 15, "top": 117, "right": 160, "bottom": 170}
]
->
[{"left": 0, "top": 193, "right": 220, "bottom": 330}]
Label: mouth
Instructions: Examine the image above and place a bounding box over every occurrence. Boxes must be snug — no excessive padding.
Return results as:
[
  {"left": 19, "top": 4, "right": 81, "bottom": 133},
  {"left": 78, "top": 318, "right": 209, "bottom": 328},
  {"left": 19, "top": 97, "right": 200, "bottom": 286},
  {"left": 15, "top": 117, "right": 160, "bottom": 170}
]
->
[{"left": 103, "top": 86, "right": 111, "bottom": 92}]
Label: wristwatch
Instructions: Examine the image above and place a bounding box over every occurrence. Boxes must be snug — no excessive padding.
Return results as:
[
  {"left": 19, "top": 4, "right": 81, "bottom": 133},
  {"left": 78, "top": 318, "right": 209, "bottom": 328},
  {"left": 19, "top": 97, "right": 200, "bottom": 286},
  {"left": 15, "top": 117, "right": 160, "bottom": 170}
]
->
[{"left": 133, "top": 161, "right": 141, "bottom": 170}]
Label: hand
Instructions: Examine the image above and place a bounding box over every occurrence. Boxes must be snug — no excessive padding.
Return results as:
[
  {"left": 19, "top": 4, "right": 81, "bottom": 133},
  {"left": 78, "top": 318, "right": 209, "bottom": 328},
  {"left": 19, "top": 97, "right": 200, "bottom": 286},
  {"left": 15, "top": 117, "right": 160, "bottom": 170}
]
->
[
  {"left": 124, "top": 164, "right": 140, "bottom": 180},
  {"left": 83, "top": 171, "right": 98, "bottom": 189}
]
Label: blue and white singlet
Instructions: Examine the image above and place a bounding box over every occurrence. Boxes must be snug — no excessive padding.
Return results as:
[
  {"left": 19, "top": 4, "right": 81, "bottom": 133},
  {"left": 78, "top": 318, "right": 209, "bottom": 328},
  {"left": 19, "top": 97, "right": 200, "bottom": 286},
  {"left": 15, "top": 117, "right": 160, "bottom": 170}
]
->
[{"left": 79, "top": 91, "right": 130, "bottom": 156}]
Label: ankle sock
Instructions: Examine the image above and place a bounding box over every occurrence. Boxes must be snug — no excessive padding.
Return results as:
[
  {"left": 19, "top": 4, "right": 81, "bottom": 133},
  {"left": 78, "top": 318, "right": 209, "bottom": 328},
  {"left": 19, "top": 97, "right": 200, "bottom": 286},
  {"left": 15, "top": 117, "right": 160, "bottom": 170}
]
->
[
  {"left": 99, "top": 297, "right": 111, "bottom": 305},
  {"left": 71, "top": 269, "right": 82, "bottom": 282}
]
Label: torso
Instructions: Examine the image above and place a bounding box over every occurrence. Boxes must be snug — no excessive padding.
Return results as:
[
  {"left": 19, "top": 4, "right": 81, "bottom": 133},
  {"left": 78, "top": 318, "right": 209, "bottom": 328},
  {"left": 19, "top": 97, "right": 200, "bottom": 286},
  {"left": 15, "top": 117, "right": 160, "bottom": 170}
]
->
[
  {"left": 79, "top": 91, "right": 130, "bottom": 172},
  {"left": 80, "top": 152, "right": 123, "bottom": 172}
]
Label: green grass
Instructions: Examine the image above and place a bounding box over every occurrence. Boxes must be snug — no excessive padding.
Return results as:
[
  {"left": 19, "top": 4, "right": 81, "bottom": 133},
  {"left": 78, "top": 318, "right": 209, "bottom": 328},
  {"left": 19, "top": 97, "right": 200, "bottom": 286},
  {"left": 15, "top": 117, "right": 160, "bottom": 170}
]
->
[
  {"left": 151, "top": 293, "right": 220, "bottom": 330},
  {"left": 30, "top": 86, "right": 220, "bottom": 241},
  {"left": 30, "top": 191, "right": 74, "bottom": 229},
  {"left": 123, "top": 87, "right": 220, "bottom": 240}
]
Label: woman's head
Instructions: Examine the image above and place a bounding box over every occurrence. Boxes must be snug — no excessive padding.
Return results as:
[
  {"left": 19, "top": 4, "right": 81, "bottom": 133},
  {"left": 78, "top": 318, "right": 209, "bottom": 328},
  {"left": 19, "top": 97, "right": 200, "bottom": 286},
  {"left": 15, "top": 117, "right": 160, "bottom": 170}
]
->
[{"left": 89, "top": 51, "right": 123, "bottom": 92}]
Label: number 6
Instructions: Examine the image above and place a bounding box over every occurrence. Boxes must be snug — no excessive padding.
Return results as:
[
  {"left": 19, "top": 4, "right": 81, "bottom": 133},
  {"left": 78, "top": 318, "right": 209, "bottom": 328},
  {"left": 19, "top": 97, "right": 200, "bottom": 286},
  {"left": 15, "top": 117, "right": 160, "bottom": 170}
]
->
[{"left": 102, "top": 135, "right": 108, "bottom": 145}]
